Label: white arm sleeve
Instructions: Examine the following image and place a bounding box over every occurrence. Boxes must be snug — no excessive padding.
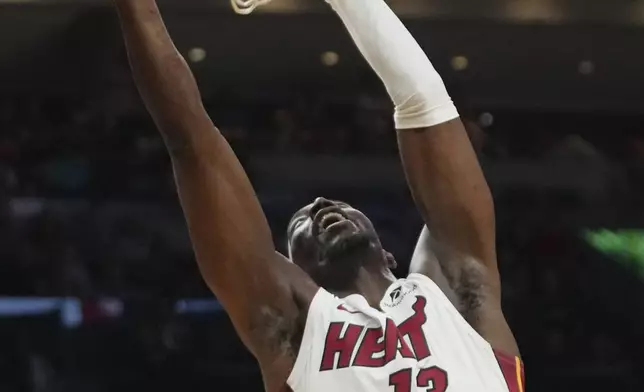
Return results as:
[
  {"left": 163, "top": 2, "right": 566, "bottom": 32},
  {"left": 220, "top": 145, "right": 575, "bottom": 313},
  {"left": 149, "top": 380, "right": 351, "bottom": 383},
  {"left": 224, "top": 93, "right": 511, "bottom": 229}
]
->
[{"left": 325, "top": 0, "right": 460, "bottom": 129}]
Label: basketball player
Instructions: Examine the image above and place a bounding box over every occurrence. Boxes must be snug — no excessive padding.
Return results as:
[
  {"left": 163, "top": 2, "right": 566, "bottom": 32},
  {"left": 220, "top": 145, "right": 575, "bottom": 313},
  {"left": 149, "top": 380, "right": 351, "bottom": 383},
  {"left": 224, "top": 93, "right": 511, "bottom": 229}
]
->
[{"left": 114, "top": 0, "right": 524, "bottom": 391}]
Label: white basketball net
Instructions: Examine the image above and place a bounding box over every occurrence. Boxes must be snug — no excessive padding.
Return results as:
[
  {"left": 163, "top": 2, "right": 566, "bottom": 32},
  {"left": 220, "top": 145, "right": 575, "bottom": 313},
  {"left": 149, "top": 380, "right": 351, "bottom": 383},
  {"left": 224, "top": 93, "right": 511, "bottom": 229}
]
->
[{"left": 230, "top": 0, "right": 273, "bottom": 15}]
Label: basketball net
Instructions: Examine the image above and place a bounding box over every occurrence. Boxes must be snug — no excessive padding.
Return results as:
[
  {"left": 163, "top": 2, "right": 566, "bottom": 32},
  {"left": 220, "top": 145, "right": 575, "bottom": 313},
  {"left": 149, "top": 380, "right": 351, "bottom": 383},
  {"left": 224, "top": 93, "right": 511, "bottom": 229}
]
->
[{"left": 231, "top": 0, "right": 272, "bottom": 15}]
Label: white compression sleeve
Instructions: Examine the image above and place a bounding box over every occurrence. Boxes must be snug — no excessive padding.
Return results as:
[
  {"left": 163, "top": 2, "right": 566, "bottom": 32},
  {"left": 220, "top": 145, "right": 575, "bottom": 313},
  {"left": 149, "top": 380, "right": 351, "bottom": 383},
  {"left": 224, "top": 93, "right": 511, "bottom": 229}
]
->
[{"left": 325, "top": 0, "right": 459, "bottom": 129}]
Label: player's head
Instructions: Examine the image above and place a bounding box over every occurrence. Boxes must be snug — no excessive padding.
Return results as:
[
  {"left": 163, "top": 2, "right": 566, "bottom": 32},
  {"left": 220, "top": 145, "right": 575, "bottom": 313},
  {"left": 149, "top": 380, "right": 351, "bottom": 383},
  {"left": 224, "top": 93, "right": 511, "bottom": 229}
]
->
[{"left": 286, "top": 197, "right": 396, "bottom": 291}]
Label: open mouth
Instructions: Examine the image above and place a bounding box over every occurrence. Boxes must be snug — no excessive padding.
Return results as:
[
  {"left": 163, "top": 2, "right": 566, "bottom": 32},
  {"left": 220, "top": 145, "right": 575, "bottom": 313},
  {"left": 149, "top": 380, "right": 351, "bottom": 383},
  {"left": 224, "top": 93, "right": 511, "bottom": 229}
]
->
[
  {"left": 319, "top": 212, "right": 346, "bottom": 231},
  {"left": 314, "top": 208, "right": 350, "bottom": 235}
]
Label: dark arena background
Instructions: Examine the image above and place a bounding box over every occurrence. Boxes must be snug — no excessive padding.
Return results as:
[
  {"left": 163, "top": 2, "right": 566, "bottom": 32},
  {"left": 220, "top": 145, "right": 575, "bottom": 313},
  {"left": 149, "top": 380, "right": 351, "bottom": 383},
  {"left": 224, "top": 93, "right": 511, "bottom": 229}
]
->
[{"left": 1, "top": 0, "right": 644, "bottom": 391}]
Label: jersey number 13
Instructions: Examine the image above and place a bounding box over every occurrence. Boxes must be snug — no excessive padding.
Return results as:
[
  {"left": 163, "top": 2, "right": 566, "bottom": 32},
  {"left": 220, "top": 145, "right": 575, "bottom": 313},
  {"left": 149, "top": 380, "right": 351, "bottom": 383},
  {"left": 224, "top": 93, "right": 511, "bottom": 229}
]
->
[{"left": 389, "top": 366, "right": 448, "bottom": 392}]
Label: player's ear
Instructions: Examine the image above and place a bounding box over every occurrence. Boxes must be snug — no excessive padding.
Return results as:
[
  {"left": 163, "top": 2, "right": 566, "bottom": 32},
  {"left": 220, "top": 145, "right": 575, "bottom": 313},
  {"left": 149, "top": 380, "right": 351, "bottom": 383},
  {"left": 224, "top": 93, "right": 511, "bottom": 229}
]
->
[{"left": 383, "top": 250, "right": 397, "bottom": 269}]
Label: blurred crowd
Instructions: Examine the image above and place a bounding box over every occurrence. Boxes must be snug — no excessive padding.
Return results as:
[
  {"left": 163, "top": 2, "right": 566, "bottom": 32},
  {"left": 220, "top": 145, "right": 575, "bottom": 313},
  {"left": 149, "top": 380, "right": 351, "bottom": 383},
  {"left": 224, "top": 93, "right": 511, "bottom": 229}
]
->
[
  {"left": 0, "top": 93, "right": 644, "bottom": 392},
  {"left": 0, "top": 94, "right": 643, "bottom": 198}
]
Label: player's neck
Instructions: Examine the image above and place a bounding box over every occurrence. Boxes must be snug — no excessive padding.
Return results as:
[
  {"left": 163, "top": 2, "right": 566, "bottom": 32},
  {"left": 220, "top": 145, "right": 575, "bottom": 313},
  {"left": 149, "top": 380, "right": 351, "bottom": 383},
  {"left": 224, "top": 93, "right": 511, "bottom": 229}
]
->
[{"left": 335, "top": 266, "right": 397, "bottom": 309}]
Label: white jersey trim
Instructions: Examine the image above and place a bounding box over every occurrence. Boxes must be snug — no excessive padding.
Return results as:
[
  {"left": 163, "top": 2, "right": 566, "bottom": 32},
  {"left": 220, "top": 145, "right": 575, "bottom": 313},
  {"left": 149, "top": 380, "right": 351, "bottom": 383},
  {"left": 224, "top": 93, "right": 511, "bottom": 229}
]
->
[{"left": 287, "top": 287, "right": 335, "bottom": 391}]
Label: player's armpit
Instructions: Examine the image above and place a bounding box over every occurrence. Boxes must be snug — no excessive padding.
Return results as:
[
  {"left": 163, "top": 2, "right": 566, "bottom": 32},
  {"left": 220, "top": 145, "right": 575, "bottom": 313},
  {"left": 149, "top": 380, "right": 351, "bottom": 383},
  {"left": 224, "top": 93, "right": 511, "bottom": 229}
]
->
[
  {"left": 410, "top": 226, "right": 498, "bottom": 297},
  {"left": 398, "top": 119, "right": 500, "bottom": 293}
]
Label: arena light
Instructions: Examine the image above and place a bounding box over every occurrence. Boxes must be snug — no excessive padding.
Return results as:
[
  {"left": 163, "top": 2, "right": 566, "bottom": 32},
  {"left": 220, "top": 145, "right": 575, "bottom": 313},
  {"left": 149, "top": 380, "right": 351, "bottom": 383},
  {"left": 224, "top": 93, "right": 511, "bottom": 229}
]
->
[
  {"left": 583, "top": 229, "right": 644, "bottom": 281},
  {"left": 478, "top": 112, "right": 494, "bottom": 127},
  {"left": 321, "top": 51, "right": 340, "bottom": 67},
  {"left": 502, "top": 0, "right": 565, "bottom": 22},
  {"left": 451, "top": 55, "right": 469, "bottom": 71},
  {"left": 628, "top": 0, "right": 644, "bottom": 25},
  {"left": 578, "top": 60, "right": 594, "bottom": 76},
  {"left": 188, "top": 48, "right": 207, "bottom": 63}
]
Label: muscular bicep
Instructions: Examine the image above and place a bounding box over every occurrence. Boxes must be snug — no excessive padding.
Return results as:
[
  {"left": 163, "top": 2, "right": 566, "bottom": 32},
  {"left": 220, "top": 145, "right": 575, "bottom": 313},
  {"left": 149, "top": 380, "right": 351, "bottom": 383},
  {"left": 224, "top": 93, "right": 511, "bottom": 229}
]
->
[
  {"left": 398, "top": 119, "right": 500, "bottom": 287},
  {"left": 169, "top": 114, "right": 317, "bottom": 358}
]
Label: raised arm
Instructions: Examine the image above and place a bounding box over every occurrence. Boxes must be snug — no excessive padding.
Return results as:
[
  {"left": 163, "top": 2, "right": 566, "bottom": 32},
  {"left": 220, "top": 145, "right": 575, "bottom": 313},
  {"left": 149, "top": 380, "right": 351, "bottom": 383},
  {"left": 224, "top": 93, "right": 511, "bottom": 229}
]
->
[
  {"left": 325, "top": 0, "right": 518, "bottom": 354},
  {"left": 399, "top": 123, "right": 496, "bottom": 286},
  {"left": 113, "top": 0, "right": 317, "bottom": 370}
]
